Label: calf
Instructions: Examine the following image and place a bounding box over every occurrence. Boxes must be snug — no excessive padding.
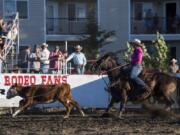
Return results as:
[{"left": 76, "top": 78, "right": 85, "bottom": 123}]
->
[{"left": 6, "top": 83, "right": 85, "bottom": 118}]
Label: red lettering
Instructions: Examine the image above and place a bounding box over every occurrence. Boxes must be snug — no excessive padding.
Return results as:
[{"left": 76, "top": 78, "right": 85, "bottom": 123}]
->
[
  {"left": 4, "top": 76, "right": 10, "bottom": 86},
  {"left": 62, "top": 76, "right": 67, "bottom": 83},
  {"left": 30, "top": 76, "right": 36, "bottom": 85},
  {"left": 12, "top": 76, "right": 17, "bottom": 84},
  {"left": 17, "top": 76, "right": 23, "bottom": 85},
  {"left": 41, "top": 75, "right": 46, "bottom": 85},
  {"left": 24, "top": 76, "right": 29, "bottom": 85},
  {"left": 46, "top": 76, "right": 53, "bottom": 85},
  {"left": 54, "top": 76, "right": 61, "bottom": 85}
]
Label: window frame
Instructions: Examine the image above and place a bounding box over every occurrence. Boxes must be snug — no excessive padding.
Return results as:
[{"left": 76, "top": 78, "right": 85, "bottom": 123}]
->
[
  {"left": 3, "top": 0, "right": 29, "bottom": 20},
  {"left": 16, "top": 0, "right": 29, "bottom": 20}
]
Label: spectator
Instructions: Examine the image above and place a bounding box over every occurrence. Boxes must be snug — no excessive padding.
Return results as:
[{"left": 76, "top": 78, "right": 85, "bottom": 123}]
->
[
  {"left": 21, "top": 46, "right": 31, "bottom": 73},
  {"left": 169, "top": 58, "right": 179, "bottom": 74},
  {"left": 40, "top": 43, "right": 50, "bottom": 74},
  {"left": 49, "top": 46, "right": 64, "bottom": 73},
  {"left": 66, "top": 45, "right": 87, "bottom": 74},
  {"left": 29, "top": 46, "right": 41, "bottom": 73}
]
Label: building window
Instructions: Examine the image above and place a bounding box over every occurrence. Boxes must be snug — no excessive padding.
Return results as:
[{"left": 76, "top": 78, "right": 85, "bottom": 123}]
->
[
  {"left": 68, "top": 3, "right": 76, "bottom": 21},
  {"left": 3, "top": 0, "right": 28, "bottom": 19},
  {"left": 4, "top": 0, "right": 16, "bottom": 19},
  {"left": 17, "top": 0, "right": 28, "bottom": 19},
  {"left": 170, "top": 47, "right": 176, "bottom": 60},
  {"left": 134, "top": 3, "right": 143, "bottom": 20},
  {"left": 134, "top": 2, "right": 154, "bottom": 20},
  {"left": 68, "top": 3, "right": 87, "bottom": 21}
]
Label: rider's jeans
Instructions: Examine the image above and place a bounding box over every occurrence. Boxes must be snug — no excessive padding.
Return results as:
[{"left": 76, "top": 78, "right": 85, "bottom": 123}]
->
[{"left": 129, "top": 64, "right": 146, "bottom": 89}]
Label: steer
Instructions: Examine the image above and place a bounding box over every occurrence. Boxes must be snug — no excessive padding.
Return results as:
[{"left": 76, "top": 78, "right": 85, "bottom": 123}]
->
[{"left": 6, "top": 83, "right": 85, "bottom": 118}]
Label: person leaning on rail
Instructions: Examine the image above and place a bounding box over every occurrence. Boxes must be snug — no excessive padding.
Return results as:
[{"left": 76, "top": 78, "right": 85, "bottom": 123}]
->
[{"left": 66, "top": 45, "right": 87, "bottom": 74}]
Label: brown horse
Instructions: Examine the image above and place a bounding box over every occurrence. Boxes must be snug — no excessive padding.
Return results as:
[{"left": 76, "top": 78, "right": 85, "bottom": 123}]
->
[
  {"left": 6, "top": 83, "right": 85, "bottom": 118},
  {"left": 92, "top": 53, "right": 179, "bottom": 118}
]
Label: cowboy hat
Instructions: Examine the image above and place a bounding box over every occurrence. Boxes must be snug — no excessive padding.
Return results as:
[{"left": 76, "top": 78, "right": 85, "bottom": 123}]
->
[
  {"left": 55, "top": 46, "right": 59, "bottom": 49},
  {"left": 74, "top": 45, "right": 82, "bottom": 50},
  {"left": 129, "top": 39, "right": 144, "bottom": 47},
  {"left": 41, "top": 43, "right": 48, "bottom": 47},
  {"left": 171, "top": 58, "right": 177, "bottom": 63}
]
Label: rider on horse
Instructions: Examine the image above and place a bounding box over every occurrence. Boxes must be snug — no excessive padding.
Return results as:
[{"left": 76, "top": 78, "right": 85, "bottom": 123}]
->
[{"left": 128, "top": 39, "right": 151, "bottom": 100}]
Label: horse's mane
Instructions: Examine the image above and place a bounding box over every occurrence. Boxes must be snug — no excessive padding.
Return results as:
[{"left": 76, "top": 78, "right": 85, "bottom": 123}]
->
[{"left": 103, "top": 52, "right": 120, "bottom": 65}]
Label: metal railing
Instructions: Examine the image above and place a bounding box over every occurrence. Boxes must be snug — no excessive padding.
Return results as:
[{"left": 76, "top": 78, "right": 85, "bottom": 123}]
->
[
  {"left": 2, "top": 13, "right": 19, "bottom": 70},
  {"left": 46, "top": 18, "right": 90, "bottom": 35},
  {"left": 1, "top": 59, "right": 97, "bottom": 75},
  {"left": 131, "top": 17, "right": 180, "bottom": 34}
]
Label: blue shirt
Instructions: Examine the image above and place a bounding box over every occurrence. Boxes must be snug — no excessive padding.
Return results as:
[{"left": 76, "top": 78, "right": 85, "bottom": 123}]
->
[{"left": 66, "top": 52, "right": 87, "bottom": 66}]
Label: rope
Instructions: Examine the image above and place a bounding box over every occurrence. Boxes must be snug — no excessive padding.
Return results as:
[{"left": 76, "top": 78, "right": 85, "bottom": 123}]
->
[{"left": 100, "top": 63, "right": 129, "bottom": 75}]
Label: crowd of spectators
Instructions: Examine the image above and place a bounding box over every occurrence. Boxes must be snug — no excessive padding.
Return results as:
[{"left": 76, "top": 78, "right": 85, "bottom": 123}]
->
[
  {"left": 0, "top": 18, "right": 14, "bottom": 73},
  {"left": 20, "top": 43, "right": 87, "bottom": 74}
]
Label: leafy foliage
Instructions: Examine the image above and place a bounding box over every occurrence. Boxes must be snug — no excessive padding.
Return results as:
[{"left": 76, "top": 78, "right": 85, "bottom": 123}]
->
[
  {"left": 151, "top": 32, "right": 169, "bottom": 71},
  {"left": 124, "top": 32, "right": 169, "bottom": 71}
]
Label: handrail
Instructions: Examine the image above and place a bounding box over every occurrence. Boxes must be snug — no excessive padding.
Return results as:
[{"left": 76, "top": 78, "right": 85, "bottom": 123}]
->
[{"left": 2, "top": 13, "right": 19, "bottom": 60}]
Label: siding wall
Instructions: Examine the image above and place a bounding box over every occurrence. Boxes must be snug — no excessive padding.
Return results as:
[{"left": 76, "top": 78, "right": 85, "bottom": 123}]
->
[
  {"left": 99, "top": 0, "right": 130, "bottom": 55},
  {"left": 0, "top": 0, "right": 3, "bottom": 17},
  {"left": 19, "top": 0, "right": 45, "bottom": 46}
]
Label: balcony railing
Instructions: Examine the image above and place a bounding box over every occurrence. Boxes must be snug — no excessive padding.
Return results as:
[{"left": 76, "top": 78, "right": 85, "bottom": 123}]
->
[
  {"left": 46, "top": 18, "right": 89, "bottom": 35},
  {"left": 131, "top": 17, "right": 180, "bottom": 34}
]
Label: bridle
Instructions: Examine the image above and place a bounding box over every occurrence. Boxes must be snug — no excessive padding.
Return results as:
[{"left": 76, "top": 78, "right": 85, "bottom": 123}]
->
[{"left": 92, "top": 57, "right": 129, "bottom": 88}]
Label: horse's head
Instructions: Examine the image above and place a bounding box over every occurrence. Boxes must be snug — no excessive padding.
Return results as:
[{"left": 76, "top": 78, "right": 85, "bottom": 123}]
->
[
  {"left": 6, "top": 84, "right": 22, "bottom": 99},
  {"left": 91, "top": 53, "right": 118, "bottom": 73}
]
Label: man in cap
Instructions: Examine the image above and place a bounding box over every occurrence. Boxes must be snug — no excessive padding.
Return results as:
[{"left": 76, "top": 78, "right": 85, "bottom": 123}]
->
[
  {"left": 128, "top": 39, "right": 151, "bottom": 100},
  {"left": 66, "top": 45, "right": 87, "bottom": 74},
  {"left": 40, "top": 43, "right": 50, "bottom": 73}
]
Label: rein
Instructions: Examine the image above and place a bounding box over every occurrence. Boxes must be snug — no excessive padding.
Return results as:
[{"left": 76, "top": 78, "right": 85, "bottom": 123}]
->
[{"left": 100, "top": 63, "right": 129, "bottom": 75}]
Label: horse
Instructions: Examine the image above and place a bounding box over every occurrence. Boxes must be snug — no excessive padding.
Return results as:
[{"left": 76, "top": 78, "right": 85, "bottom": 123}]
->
[
  {"left": 6, "top": 83, "right": 85, "bottom": 118},
  {"left": 92, "top": 53, "right": 179, "bottom": 118}
]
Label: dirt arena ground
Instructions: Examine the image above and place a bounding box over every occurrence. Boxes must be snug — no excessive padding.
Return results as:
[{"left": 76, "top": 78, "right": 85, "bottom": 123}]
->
[{"left": 0, "top": 108, "right": 180, "bottom": 135}]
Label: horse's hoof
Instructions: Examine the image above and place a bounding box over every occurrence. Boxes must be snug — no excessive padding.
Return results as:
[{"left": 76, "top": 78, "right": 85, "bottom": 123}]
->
[
  {"left": 101, "top": 113, "right": 111, "bottom": 117},
  {"left": 165, "top": 107, "right": 171, "bottom": 111},
  {"left": 63, "top": 116, "right": 69, "bottom": 119},
  {"left": 81, "top": 111, "right": 85, "bottom": 117},
  {"left": 12, "top": 114, "right": 17, "bottom": 118},
  {"left": 118, "top": 116, "right": 124, "bottom": 120}
]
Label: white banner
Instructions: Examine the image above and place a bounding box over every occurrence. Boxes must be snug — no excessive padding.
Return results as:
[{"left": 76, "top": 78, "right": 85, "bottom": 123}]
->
[{"left": 0, "top": 74, "right": 110, "bottom": 108}]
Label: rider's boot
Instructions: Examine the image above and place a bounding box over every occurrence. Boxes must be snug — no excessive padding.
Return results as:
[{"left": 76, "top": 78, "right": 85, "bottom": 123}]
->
[{"left": 137, "top": 85, "right": 152, "bottom": 101}]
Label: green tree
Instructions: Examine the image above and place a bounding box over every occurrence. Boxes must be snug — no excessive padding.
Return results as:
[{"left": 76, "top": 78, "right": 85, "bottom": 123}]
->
[
  {"left": 124, "top": 32, "right": 169, "bottom": 71},
  {"left": 81, "top": 7, "right": 115, "bottom": 59},
  {"left": 151, "top": 32, "right": 169, "bottom": 71}
]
